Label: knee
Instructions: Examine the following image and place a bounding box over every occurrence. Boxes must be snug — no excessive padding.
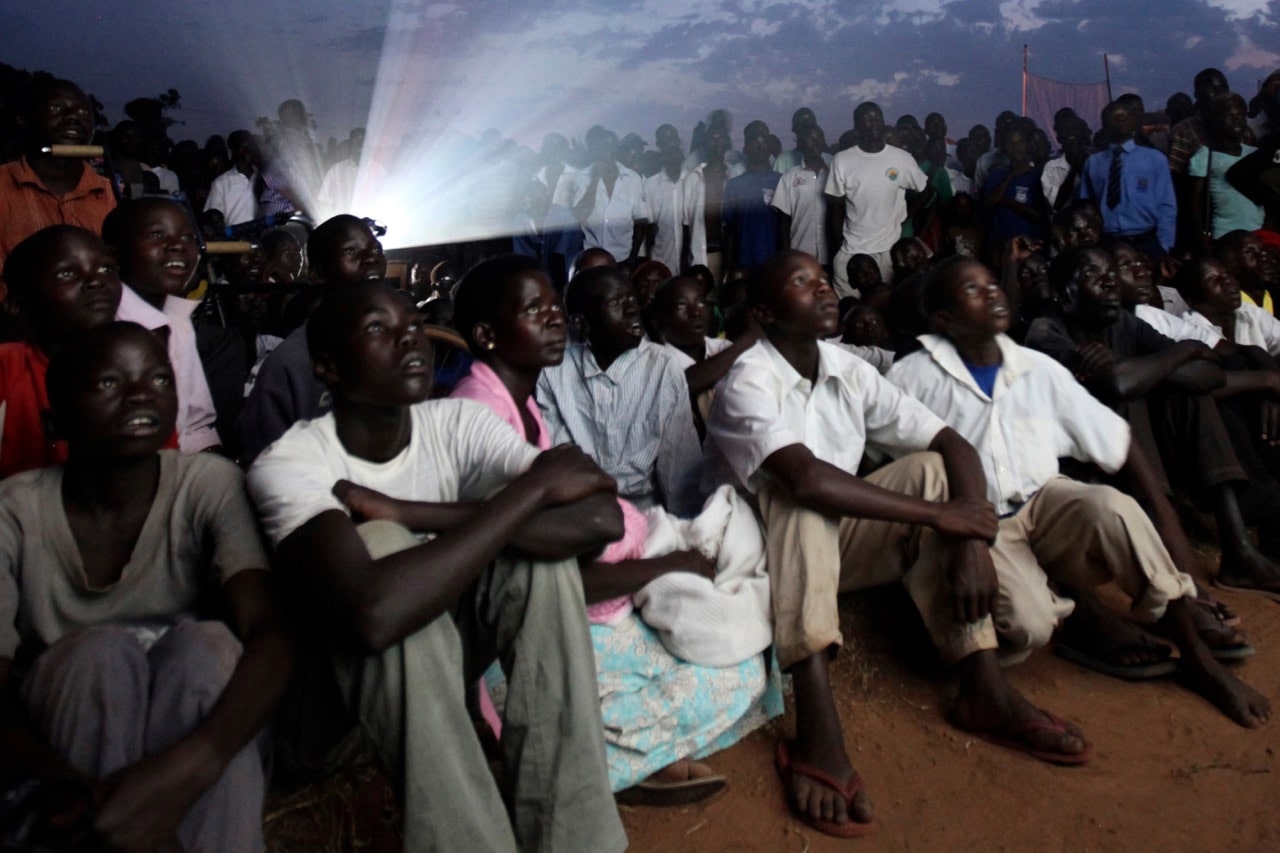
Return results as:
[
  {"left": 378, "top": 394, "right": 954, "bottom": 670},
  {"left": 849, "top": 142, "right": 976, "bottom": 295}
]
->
[
  {"left": 37, "top": 626, "right": 148, "bottom": 687},
  {"left": 900, "top": 451, "right": 950, "bottom": 502},
  {"left": 25, "top": 626, "right": 148, "bottom": 713},
  {"left": 151, "top": 621, "right": 242, "bottom": 700},
  {"left": 1083, "top": 485, "right": 1147, "bottom": 531}
]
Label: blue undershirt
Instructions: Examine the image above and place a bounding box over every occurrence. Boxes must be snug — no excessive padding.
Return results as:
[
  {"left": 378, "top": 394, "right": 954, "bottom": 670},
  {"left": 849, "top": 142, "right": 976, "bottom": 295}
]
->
[{"left": 964, "top": 360, "right": 1000, "bottom": 397}]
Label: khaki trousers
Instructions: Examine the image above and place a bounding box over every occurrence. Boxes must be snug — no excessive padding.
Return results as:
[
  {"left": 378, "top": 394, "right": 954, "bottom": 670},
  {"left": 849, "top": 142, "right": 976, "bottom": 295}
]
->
[{"left": 758, "top": 452, "right": 998, "bottom": 670}]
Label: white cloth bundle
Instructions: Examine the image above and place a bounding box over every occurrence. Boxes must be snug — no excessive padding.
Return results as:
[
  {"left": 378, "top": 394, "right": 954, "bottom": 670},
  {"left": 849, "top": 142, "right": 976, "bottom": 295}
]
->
[{"left": 632, "top": 485, "right": 773, "bottom": 667}]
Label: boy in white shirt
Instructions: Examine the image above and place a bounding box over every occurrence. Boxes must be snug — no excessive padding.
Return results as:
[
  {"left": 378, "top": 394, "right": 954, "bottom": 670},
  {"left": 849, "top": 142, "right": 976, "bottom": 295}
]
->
[{"left": 888, "top": 255, "right": 1269, "bottom": 727}]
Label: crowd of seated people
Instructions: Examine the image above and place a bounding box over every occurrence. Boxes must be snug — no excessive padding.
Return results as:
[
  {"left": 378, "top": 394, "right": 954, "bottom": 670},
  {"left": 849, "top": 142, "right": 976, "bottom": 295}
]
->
[{"left": 1, "top": 56, "right": 1280, "bottom": 848}]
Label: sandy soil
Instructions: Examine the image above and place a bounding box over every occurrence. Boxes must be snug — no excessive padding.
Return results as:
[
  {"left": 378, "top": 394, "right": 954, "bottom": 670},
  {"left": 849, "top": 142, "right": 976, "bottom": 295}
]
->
[{"left": 620, "top": 583, "right": 1280, "bottom": 852}]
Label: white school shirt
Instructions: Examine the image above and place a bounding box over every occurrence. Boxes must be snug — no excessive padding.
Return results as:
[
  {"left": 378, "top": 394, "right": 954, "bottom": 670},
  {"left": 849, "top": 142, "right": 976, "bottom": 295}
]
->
[
  {"left": 116, "top": 287, "right": 221, "bottom": 453},
  {"left": 1182, "top": 303, "right": 1280, "bottom": 356},
  {"left": 568, "top": 164, "right": 649, "bottom": 259},
  {"left": 204, "top": 167, "right": 257, "bottom": 226},
  {"left": 706, "top": 337, "right": 945, "bottom": 494},
  {"left": 679, "top": 161, "right": 745, "bottom": 265},
  {"left": 824, "top": 145, "right": 927, "bottom": 256},
  {"left": 771, "top": 163, "right": 831, "bottom": 264},
  {"left": 643, "top": 169, "right": 687, "bottom": 273},
  {"left": 660, "top": 336, "right": 732, "bottom": 370},
  {"left": 247, "top": 399, "right": 538, "bottom": 548},
  {"left": 886, "top": 334, "right": 1131, "bottom": 515},
  {"left": 1133, "top": 304, "right": 1224, "bottom": 348}
]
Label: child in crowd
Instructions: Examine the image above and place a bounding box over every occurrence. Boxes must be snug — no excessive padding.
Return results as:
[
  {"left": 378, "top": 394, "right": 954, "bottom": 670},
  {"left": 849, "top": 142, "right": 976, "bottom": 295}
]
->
[
  {"left": 888, "top": 256, "right": 1269, "bottom": 725},
  {"left": 0, "top": 322, "right": 290, "bottom": 850},
  {"left": 722, "top": 131, "right": 781, "bottom": 269},
  {"left": 630, "top": 259, "right": 671, "bottom": 308},
  {"left": 890, "top": 236, "right": 932, "bottom": 284},
  {"left": 101, "top": 198, "right": 221, "bottom": 453},
  {"left": 0, "top": 226, "right": 139, "bottom": 478},
  {"left": 706, "top": 249, "right": 1085, "bottom": 839},
  {"left": 648, "top": 274, "right": 759, "bottom": 424},
  {"left": 536, "top": 266, "right": 704, "bottom": 516},
  {"left": 1216, "top": 230, "right": 1278, "bottom": 314},
  {"left": 845, "top": 252, "right": 884, "bottom": 296},
  {"left": 239, "top": 214, "right": 386, "bottom": 463},
  {"left": 1188, "top": 93, "right": 1265, "bottom": 248},
  {"left": 771, "top": 124, "right": 832, "bottom": 267},
  {"left": 981, "top": 128, "right": 1048, "bottom": 259},
  {"left": 437, "top": 255, "right": 779, "bottom": 800},
  {"left": 246, "top": 281, "right": 627, "bottom": 851}
]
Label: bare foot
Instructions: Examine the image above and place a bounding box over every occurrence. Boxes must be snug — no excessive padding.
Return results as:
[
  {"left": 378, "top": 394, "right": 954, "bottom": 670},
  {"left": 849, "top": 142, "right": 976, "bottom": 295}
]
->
[
  {"left": 1179, "top": 658, "right": 1272, "bottom": 728},
  {"left": 950, "top": 684, "right": 1089, "bottom": 760},
  {"left": 1217, "top": 549, "right": 1280, "bottom": 595}
]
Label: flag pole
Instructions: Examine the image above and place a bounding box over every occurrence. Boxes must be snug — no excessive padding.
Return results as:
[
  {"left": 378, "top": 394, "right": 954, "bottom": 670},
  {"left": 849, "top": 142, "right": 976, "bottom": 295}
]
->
[
  {"left": 1104, "top": 53, "right": 1113, "bottom": 101},
  {"left": 1021, "top": 44, "right": 1028, "bottom": 116}
]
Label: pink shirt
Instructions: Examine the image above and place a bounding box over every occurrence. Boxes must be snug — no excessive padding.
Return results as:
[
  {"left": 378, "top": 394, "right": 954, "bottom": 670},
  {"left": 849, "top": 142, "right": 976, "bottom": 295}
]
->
[
  {"left": 452, "top": 361, "right": 645, "bottom": 623},
  {"left": 116, "top": 287, "right": 221, "bottom": 453}
]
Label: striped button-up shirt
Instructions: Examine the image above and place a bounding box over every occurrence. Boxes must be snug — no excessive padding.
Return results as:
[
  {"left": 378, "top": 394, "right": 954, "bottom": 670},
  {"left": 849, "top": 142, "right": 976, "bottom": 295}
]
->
[{"left": 536, "top": 340, "right": 703, "bottom": 517}]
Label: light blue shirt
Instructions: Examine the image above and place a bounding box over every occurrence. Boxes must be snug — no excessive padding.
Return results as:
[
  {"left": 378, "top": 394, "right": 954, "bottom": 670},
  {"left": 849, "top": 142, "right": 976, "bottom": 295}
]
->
[{"left": 1078, "top": 139, "right": 1177, "bottom": 251}]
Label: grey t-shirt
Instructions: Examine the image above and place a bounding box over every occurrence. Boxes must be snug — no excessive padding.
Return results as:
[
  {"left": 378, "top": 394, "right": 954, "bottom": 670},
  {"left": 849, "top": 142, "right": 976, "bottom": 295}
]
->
[{"left": 0, "top": 450, "right": 269, "bottom": 664}]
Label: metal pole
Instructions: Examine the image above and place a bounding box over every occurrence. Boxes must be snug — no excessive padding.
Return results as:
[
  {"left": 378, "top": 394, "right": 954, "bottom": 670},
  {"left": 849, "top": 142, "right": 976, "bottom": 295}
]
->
[
  {"left": 1104, "top": 53, "right": 1113, "bottom": 102},
  {"left": 1022, "top": 44, "right": 1028, "bottom": 116}
]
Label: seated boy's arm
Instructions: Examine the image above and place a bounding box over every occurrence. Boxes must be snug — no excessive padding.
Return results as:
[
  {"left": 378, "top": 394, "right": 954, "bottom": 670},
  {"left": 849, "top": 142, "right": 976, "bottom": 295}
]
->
[
  {"left": 1104, "top": 340, "right": 1221, "bottom": 399},
  {"left": 334, "top": 479, "right": 623, "bottom": 562},
  {"left": 684, "top": 329, "right": 760, "bottom": 396},
  {"left": 760, "top": 432, "right": 995, "bottom": 541},
  {"left": 279, "top": 446, "right": 615, "bottom": 652}
]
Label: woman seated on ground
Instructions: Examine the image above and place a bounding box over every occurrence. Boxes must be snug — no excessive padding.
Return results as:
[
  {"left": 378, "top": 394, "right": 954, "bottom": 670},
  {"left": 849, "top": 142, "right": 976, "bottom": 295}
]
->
[
  {"left": 0, "top": 322, "right": 290, "bottom": 850},
  {"left": 338, "top": 255, "right": 781, "bottom": 804}
]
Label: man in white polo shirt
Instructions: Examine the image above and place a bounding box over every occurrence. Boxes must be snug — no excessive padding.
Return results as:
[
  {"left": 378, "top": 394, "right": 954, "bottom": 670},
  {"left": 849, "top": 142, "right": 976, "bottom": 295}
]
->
[{"left": 825, "top": 102, "right": 933, "bottom": 295}]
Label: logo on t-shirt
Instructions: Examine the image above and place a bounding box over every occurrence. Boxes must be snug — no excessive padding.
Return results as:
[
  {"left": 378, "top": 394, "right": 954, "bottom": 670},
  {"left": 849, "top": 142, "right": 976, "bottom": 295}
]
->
[{"left": 885, "top": 167, "right": 900, "bottom": 181}]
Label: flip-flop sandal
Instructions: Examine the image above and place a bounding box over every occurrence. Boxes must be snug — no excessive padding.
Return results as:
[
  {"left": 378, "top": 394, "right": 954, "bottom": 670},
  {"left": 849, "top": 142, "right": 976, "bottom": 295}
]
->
[
  {"left": 615, "top": 773, "right": 727, "bottom": 806},
  {"left": 1193, "top": 595, "right": 1241, "bottom": 627},
  {"left": 774, "top": 740, "right": 875, "bottom": 839},
  {"left": 1055, "top": 639, "right": 1178, "bottom": 680},
  {"left": 950, "top": 709, "right": 1093, "bottom": 766},
  {"left": 1214, "top": 577, "right": 1280, "bottom": 603}
]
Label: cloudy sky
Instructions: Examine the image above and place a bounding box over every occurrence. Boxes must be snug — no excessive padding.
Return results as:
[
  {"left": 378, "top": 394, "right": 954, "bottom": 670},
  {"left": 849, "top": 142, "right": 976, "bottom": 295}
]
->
[{"left": 5, "top": 0, "right": 1278, "bottom": 150}]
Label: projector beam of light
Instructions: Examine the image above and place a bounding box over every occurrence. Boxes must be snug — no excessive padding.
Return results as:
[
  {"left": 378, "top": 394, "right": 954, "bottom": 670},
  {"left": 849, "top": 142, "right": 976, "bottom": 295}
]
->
[{"left": 285, "top": 0, "right": 636, "bottom": 251}]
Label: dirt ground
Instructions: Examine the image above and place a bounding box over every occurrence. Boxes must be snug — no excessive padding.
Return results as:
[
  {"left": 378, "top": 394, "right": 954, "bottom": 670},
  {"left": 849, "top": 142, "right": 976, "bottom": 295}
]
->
[
  {"left": 265, "top": 549, "right": 1280, "bottom": 852},
  {"left": 621, "top": 581, "right": 1280, "bottom": 852}
]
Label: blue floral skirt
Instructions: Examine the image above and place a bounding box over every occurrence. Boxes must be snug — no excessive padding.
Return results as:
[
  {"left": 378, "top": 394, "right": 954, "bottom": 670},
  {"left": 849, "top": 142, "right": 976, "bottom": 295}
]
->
[{"left": 486, "top": 612, "right": 783, "bottom": 791}]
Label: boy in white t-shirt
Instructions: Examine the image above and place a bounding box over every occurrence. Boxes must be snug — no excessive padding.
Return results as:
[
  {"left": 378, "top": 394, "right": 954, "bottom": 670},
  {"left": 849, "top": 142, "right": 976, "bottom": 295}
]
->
[{"left": 247, "top": 282, "right": 628, "bottom": 852}]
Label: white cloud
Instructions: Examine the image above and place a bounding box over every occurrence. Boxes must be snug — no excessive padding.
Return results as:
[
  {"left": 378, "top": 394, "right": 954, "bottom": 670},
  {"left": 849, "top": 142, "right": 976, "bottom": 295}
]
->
[
  {"left": 999, "top": 0, "right": 1049, "bottom": 31},
  {"left": 1184, "top": 35, "right": 1204, "bottom": 49},
  {"left": 1203, "top": 0, "right": 1273, "bottom": 20},
  {"left": 1224, "top": 34, "right": 1280, "bottom": 70}
]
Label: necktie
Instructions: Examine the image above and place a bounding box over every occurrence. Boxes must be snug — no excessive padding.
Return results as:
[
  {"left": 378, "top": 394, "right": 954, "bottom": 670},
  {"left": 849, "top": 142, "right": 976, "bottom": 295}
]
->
[{"left": 1106, "top": 146, "right": 1123, "bottom": 209}]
